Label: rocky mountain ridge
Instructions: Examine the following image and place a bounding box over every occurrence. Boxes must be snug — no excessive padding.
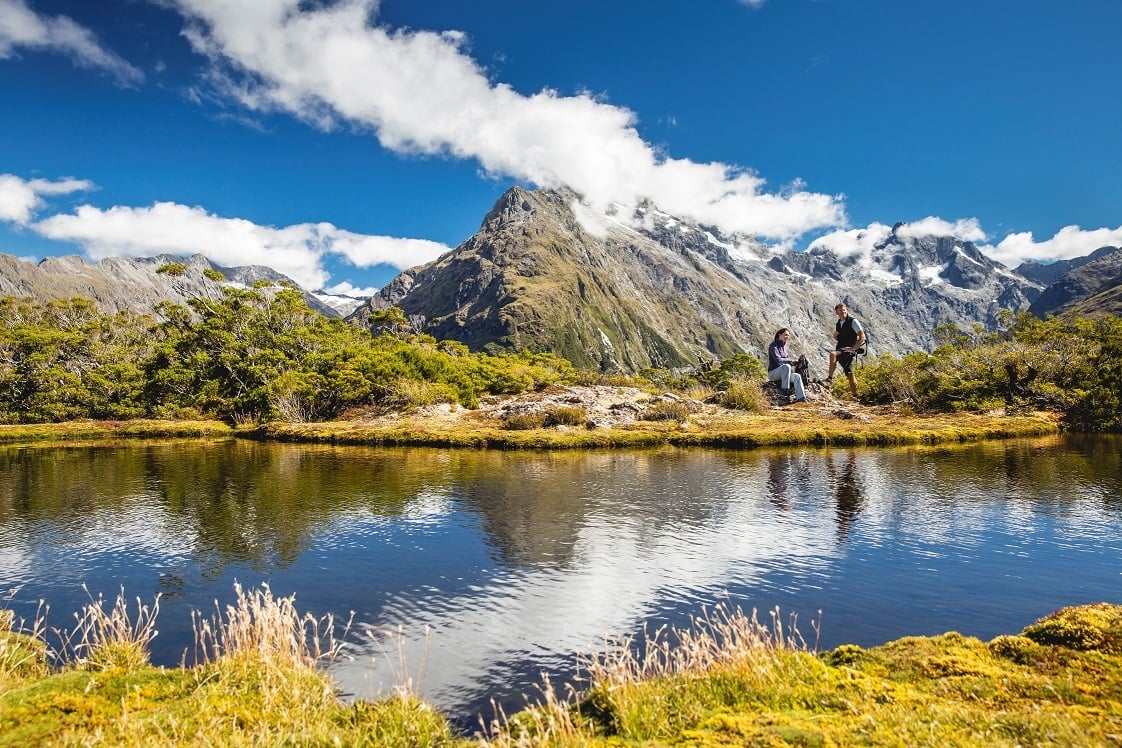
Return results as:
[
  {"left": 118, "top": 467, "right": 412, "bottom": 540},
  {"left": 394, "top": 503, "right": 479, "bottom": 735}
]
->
[{"left": 1027, "top": 246, "right": 1122, "bottom": 317}]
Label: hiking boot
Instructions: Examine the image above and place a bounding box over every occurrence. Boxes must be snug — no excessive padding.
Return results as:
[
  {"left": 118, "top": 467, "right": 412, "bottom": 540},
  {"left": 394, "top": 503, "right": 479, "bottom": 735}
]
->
[{"left": 779, "top": 388, "right": 790, "bottom": 398}]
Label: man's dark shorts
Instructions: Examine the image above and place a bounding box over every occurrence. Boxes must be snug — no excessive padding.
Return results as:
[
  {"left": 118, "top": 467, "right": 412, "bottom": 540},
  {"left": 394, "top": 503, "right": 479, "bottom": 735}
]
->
[{"left": 836, "top": 350, "right": 855, "bottom": 374}]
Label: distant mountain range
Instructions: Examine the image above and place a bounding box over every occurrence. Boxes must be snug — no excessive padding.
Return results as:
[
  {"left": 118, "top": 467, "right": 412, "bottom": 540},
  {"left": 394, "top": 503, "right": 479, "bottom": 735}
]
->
[
  {"left": 0, "top": 252, "right": 353, "bottom": 318},
  {"left": 1022, "top": 245, "right": 1122, "bottom": 318},
  {"left": 2, "top": 187, "right": 1119, "bottom": 372}
]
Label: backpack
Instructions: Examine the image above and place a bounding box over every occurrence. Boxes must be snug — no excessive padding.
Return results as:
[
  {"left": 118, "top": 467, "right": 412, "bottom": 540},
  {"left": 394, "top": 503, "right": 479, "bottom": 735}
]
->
[{"left": 794, "top": 354, "right": 810, "bottom": 380}]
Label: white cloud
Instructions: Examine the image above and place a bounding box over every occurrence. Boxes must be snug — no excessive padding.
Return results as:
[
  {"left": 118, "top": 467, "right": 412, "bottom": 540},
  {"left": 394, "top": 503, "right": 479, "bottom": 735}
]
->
[
  {"left": 322, "top": 280, "right": 379, "bottom": 298},
  {"left": 0, "top": 173, "right": 93, "bottom": 224},
  {"left": 170, "top": 0, "right": 844, "bottom": 241},
  {"left": 0, "top": 0, "right": 143, "bottom": 85},
  {"left": 807, "top": 223, "right": 892, "bottom": 261},
  {"left": 326, "top": 230, "right": 450, "bottom": 270},
  {"left": 810, "top": 216, "right": 1122, "bottom": 270},
  {"left": 809, "top": 217, "right": 985, "bottom": 261},
  {"left": 980, "top": 225, "right": 1122, "bottom": 268},
  {"left": 33, "top": 201, "right": 450, "bottom": 291},
  {"left": 896, "top": 216, "right": 986, "bottom": 243}
]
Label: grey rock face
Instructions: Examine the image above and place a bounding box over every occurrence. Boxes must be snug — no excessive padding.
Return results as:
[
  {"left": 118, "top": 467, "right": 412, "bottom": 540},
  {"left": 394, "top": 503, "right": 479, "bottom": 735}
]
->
[{"left": 349, "top": 187, "right": 1044, "bottom": 371}]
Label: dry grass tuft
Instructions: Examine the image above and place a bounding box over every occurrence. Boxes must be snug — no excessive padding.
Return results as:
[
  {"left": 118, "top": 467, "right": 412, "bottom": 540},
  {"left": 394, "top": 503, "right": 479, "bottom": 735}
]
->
[
  {"left": 63, "top": 585, "right": 160, "bottom": 671},
  {"left": 639, "top": 400, "right": 691, "bottom": 423},
  {"left": 543, "top": 406, "right": 588, "bottom": 427},
  {"left": 192, "top": 581, "right": 348, "bottom": 670},
  {"left": 712, "top": 379, "right": 767, "bottom": 412},
  {"left": 0, "top": 592, "right": 51, "bottom": 686}
]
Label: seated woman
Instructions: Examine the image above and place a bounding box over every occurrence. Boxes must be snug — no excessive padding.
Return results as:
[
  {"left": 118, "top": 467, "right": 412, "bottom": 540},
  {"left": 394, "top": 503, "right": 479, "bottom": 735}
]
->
[{"left": 767, "top": 328, "right": 806, "bottom": 403}]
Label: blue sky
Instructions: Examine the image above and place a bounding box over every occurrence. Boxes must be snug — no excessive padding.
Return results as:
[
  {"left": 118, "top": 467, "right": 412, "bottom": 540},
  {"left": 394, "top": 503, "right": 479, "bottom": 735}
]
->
[{"left": 1, "top": 0, "right": 1120, "bottom": 295}]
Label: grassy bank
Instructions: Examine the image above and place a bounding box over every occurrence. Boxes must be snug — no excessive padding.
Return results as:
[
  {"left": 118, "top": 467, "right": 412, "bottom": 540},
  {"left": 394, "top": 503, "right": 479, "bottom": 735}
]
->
[
  {"left": 2, "top": 588, "right": 1119, "bottom": 746},
  {"left": 0, "top": 398, "right": 1062, "bottom": 451},
  {"left": 0, "top": 420, "right": 234, "bottom": 444},
  {"left": 245, "top": 410, "right": 1060, "bottom": 450}
]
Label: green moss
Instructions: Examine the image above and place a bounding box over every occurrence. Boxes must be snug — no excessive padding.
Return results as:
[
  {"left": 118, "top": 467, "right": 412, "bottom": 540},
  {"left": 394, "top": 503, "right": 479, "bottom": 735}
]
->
[
  {"left": 1022, "top": 602, "right": 1122, "bottom": 652},
  {"left": 988, "top": 634, "right": 1046, "bottom": 664}
]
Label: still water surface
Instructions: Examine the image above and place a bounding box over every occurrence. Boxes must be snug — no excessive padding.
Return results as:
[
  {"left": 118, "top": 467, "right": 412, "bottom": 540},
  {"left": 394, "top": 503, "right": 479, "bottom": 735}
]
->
[{"left": 1, "top": 435, "right": 1120, "bottom": 729}]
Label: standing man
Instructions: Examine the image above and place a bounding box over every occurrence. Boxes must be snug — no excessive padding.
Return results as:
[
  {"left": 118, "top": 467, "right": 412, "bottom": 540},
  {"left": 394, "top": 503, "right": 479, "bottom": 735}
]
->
[{"left": 826, "top": 302, "right": 865, "bottom": 398}]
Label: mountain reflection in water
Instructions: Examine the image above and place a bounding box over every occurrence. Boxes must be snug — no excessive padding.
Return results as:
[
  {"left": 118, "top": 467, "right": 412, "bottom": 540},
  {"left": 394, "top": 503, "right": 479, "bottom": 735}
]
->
[{"left": 0, "top": 435, "right": 1119, "bottom": 730}]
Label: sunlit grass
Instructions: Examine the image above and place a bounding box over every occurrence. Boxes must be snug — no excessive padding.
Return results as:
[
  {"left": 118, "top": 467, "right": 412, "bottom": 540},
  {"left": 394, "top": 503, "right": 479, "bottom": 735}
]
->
[
  {"left": 0, "top": 583, "right": 456, "bottom": 747},
  {"left": 478, "top": 603, "right": 1122, "bottom": 747},
  {"left": 0, "top": 420, "right": 233, "bottom": 444},
  {"left": 2, "top": 588, "right": 1120, "bottom": 746},
  {"left": 246, "top": 409, "right": 1059, "bottom": 450}
]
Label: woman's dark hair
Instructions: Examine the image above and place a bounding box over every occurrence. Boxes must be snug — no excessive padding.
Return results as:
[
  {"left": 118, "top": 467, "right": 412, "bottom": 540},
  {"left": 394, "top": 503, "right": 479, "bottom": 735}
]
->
[{"left": 774, "top": 328, "right": 790, "bottom": 341}]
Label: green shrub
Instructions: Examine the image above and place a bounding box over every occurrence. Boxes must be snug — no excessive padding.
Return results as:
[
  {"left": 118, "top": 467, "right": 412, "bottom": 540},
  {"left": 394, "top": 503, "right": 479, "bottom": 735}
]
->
[{"left": 155, "top": 262, "right": 187, "bottom": 276}]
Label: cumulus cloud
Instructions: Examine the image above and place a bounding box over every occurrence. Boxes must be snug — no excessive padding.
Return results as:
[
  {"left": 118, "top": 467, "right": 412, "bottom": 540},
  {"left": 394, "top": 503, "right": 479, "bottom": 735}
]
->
[
  {"left": 33, "top": 201, "right": 449, "bottom": 291},
  {"left": 810, "top": 215, "right": 1122, "bottom": 270},
  {"left": 807, "top": 223, "right": 892, "bottom": 260},
  {"left": 896, "top": 217, "right": 986, "bottom": 244},
  {"left": 322, "top": 280, "right": 379, "bottom": 298},
  {"left": 810, "top": 215, "right": 989, "bottom": 262},
  {"left": 0, "top": 0, "right": 143, "bottom": 85},
  {"left": 0, "top": 173, "right": 93, "bottom": 224},
  {"left": 170, "top": 0, "right": 844, "bottom": 240},
  {"left": 981, "top": 225, "right": 1122, "bottom": 268}
]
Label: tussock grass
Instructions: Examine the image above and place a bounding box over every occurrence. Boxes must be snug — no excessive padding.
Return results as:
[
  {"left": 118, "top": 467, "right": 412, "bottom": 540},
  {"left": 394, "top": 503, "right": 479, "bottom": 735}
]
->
[
  {"left": 543, "top": 405, "right": 588, "bottom": 427},
  {"left": 0, "top": 595, "right": 50, "bottom": 689},
  {"left": 62, "top": 585, "right": 159, "bottom": 671},
  {"left": 503, "top": 412, "right": 547, "bottom": 430},
  {"left": 712, "top": 378, "right": 767, "bottom": 413},
  {"left": 638, "top": 400, "right": 692, "bottom": 423}
]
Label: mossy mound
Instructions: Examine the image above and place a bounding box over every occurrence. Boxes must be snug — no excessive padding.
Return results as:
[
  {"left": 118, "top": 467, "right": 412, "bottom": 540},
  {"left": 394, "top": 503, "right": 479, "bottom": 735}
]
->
[{"left": 1021, "top": 602, "right": 1122, "bottom": 653}]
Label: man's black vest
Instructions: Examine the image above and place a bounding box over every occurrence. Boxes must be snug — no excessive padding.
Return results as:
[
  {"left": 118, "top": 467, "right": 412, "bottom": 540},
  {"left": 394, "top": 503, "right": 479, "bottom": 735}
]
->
[{"left": 836, "top": 316, "right": 860, "bottom": 349}]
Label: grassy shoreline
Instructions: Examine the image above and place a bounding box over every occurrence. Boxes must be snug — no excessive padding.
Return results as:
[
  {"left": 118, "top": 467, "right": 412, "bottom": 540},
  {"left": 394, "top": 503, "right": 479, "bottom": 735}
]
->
[
  {"left": 0, "top": 410, "right": 1061, "bottom": 449},
  {"left": 2, "top": 589, "right": 1120, "bottom": 747}
]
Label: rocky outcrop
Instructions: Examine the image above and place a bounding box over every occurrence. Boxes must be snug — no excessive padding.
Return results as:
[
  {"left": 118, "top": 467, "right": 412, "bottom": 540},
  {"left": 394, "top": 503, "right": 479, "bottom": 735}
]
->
[
  {"left": 0, "top": 253, "right": 340, "bottom": 317},
  {"left": 350, "top": 187, "right": 1044, "bottom": 371}
]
